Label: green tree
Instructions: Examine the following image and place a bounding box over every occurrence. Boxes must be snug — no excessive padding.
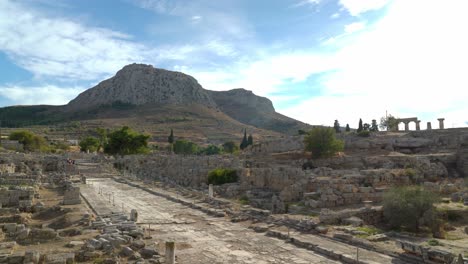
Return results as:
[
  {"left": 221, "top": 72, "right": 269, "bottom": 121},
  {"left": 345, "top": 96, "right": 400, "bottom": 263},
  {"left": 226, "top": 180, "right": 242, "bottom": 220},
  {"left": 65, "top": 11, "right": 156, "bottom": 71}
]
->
[
  {"left": 345, "top": 124, "right": 350, "bottom": 132},
  {"left": 370, "top": 119, "right": 379, "bottom": 131},
  {"left": 357, "top": 118, "right": 363, "bottom": 132},
  {"left": 79, "top": 136, "right": 100, "bottom": 153},
  {"left": 95, "top": 127, "right": 108, "bottom": 151},
  {"left": 168, "top": 129, "right": 174, "bottom": 144},
  {"left": 298, "top": 129, "right": 307, "bottom": 135},
  {"left": 9, "top": 130, "right": 47, "bottom": 151},
  {"left": 222, "top": 141, "right": 239, "bottom": 154},
  {"left": 240, "top": 129, "right": 248, "bottom": 150},
  {"left": 199, "top": 144, "right": 222, "bottom": 155},
  {"left": 333, "top": 120, "right": 341, "bottom": 133},
  {"left": 304, "top": 127, "right": 344, "bottom": 159},
  {"left": 247, "top": 134, "right": 253, "bottom": 146},
  {"left": 104, "top": 126, "right": 150, "bottom": 155},
  {"left": 173, "top": 140, "right": 199, "bottom": 155},
  {"left": 380, "top": 114, "right": 398, "bottom": 131},
  {"left": 383, "top": 186, "right": 440, "bottom": 232}
]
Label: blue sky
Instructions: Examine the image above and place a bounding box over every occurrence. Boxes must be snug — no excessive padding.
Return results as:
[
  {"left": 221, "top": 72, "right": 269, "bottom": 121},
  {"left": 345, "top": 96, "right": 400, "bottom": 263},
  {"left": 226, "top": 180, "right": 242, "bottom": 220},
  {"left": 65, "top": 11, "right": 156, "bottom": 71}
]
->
[{"left": 0, "top": 0, "right": 467, "bottom": 128}]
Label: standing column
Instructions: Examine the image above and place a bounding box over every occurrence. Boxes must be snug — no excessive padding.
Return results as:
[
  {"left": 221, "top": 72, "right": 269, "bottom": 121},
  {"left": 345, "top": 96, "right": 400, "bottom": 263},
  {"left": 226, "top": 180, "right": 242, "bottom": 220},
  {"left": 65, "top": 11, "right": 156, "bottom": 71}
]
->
[
  {"left": 438, "top": 118, "right": 445, "bottom": 129},
  {"left": 427, "top": 122, "right": 432, "bottom": 130},
  {"left": 416, "top": 121, "right": 421, "bottom": 131},
  {"left": 404, "top": 121, "right": 409, "bottom": 131},
  {"left": 165, "top": 242, "right": 176, "bottom": 264},
  {"left": 208, "top": 184, "right": 214, "bottom": 199}
]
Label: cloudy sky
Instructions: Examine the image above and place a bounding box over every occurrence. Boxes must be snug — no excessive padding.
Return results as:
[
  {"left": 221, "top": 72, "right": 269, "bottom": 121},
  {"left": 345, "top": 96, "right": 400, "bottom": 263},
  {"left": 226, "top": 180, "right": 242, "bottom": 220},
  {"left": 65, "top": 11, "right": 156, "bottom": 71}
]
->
[{"left": 0, "top": 0, "right": 467, "bottom": 129}]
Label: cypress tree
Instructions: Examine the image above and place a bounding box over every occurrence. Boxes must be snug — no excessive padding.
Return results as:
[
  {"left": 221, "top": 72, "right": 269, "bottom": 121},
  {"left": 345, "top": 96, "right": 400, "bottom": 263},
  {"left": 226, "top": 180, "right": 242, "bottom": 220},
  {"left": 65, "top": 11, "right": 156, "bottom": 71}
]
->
[
  {"left": 345, "top": 124, "right": 350, "bottom": 132},
  {"left": 168, "top": 129, "right": 174, "bottom": 144},
  {"left": 357, "top": 118, "right": 363, "bottom": 132},
  {"left": 240, "top": 129, "right": 248, "bottom": 150},
  {"left": 247, "top": 134, "right": 253, "bottom": 146}
]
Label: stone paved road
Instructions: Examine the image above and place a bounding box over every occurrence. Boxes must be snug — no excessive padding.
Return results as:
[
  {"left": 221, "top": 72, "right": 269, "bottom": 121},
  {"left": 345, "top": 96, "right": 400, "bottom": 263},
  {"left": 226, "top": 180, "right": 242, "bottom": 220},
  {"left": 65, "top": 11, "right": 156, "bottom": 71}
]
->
[{"left": 81, "top": 178, "right": 402, "bottom": 264}]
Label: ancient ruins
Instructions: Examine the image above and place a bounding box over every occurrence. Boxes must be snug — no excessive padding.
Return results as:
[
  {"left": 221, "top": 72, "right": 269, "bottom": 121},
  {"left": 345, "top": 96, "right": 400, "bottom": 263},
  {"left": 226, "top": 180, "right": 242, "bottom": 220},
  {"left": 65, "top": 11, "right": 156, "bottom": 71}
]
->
[{"left": 0, "top": 127, "right": 466, "bottom": 263}]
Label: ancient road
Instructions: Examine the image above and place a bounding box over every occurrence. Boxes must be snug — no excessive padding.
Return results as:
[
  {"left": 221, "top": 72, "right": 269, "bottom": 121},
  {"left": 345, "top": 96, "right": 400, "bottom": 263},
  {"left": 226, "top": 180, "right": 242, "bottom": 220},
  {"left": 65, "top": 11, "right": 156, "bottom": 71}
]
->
[{"left": 81, "top": 178, "right": 401, "bottom": 264}]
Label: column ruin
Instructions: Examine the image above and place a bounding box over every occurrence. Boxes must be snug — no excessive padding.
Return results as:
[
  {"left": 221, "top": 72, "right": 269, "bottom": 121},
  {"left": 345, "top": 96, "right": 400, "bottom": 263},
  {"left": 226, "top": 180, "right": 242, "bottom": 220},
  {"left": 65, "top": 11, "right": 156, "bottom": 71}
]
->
[
  {"left": 438, "top": 118, "right": 445, "bottom": 129},
  {"left": 165, "top": 241, "right": 176, "bottom": 264}
]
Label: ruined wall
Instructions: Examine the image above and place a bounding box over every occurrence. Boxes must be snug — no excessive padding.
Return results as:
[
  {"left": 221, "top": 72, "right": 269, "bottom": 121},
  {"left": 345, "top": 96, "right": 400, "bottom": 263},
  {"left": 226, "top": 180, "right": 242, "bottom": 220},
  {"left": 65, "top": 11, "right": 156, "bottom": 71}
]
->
[{"left": 115, "top": 154, "right": 242, "bottom": 187}]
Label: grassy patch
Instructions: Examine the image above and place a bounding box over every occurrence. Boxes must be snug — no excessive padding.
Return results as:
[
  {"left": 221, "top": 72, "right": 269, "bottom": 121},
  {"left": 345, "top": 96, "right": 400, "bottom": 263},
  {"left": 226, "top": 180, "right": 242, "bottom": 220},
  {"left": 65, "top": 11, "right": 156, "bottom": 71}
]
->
[
  {"left": 356, "top": 226, "right": 383, "bottom": 236},
  {"left": 427, "top": 239, "right": 442, "bottom": 246},
  {"left": 239, "top": 196, "right": 249, "bottom": 205}
]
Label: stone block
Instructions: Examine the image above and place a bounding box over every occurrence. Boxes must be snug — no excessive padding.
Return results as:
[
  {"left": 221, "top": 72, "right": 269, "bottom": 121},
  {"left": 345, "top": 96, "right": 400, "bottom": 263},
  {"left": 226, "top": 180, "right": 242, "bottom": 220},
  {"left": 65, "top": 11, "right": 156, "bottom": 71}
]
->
[{"left": 343, "top": 216, "right": 363, "bottom": 227}]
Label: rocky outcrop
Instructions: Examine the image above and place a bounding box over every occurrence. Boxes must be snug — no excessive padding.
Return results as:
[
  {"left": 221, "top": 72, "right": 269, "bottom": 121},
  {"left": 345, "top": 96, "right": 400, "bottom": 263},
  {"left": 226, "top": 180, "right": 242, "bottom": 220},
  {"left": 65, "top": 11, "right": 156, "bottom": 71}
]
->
[
  {"left": 209, "top": 88, "right": 310, "bottom": 134},
  {"left": 67, "top": 64, "right": 216, "bottom": 111}
]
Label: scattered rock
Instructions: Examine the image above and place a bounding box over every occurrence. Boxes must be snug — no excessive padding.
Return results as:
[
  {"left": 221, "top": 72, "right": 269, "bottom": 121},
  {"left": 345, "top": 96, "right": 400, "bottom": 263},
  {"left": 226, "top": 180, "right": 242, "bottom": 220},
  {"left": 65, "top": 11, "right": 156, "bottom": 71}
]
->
[
  {"left": 120, "top": 246, "right": 135, "bottom": 257},
  {"left": 367, "top": 234, "right": 388, "bottom": 242},
  {"left": 315, "top": 225, "right": 329, "bottom": 234},
  {"left": 140, "top": 247, "right": 159, "bottom": 259},
  {"left": 131, "top": 240, "right": 146, "bottom": 250},
  {"left": 343, "top": 216, "right": 363, "bottom": 227}
]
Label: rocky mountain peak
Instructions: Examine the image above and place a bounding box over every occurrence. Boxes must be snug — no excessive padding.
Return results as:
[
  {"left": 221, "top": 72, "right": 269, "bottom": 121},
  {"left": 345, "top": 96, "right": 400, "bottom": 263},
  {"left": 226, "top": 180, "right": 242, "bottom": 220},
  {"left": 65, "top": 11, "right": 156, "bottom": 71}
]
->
[{"left": 66, "top": 63, "right": 216, "bottom": 110}]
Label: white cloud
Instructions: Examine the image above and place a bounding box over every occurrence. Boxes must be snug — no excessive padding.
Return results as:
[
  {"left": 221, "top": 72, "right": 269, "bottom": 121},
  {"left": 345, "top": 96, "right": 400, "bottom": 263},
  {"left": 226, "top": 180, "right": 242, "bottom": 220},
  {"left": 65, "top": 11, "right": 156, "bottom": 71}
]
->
[
  {"left": 0, "top": 1, "right": 151, "bottom": 81},
  {"left": 0, "top": 85, "right": 85, "bottom": 105},
  {"left": 344, "top": 22, "right": 366, "bottom": 34},
  {"left": 281, "top": 0, "right": 468, "bottom": 128},
  {"left": 330, "top": 13, "right": 340, "bottom": 19},
  {"left": 339, "top": 0, "right": 390, "bottom": 16},
  {"left": 191, "top": 15, "right": 202, "bottom": 22},
  {"left": 188, "top": 52, "right": 335, "bottom": 96},
  {"left": 293, "top": 0, "right": 321, "bottom": 7}
]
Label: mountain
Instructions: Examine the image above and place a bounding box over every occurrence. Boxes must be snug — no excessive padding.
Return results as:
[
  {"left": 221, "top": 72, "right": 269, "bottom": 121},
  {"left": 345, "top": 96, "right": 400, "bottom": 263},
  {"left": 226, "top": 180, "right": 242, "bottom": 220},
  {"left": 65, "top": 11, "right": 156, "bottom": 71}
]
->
[{"left": 0, "top": 64, "right": 310, "bottom": 142}]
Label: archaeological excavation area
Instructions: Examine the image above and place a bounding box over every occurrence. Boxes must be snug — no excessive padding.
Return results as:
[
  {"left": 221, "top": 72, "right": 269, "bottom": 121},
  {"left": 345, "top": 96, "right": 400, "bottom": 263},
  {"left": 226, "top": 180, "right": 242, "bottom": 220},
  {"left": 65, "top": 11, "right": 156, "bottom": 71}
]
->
[{"left": 0, "top": 128, "right": 466, "bottom": 263}]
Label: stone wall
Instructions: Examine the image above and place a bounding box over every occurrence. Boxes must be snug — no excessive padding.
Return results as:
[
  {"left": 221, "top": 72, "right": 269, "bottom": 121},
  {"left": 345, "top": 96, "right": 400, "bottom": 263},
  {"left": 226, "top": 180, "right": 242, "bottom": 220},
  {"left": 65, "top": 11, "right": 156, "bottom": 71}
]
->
[
  {"left": 115, "top": 154, "right": 241, "bottom": 187},
  {"left": 247, "top": 136, "right": 304, "bottom": 156},
  {"left": 0, "top": 187, "right": 35, "bottom": 208}
]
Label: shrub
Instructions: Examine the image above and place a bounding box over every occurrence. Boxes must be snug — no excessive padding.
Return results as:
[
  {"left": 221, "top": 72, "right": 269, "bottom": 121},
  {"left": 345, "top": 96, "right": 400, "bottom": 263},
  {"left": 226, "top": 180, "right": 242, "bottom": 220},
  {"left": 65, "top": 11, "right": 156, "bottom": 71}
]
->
[
  {"left": 79, "top": 137, "right": 100, "bottom": 152},
  {"left": 199, "top": 145, "right": 222, "bottom": 155},
  {"left": 173, "top": 140, "right": 199, "bottom": 155},
  {"left": 222, "top": 141, "right": 239, "bottom": 154},
  {"left": 304, "top": 127, "right": 344, "bottom": 159},
  {"left": 383, "top": 186, "right": 440, "bottom": 232},
  {"left": 357, "top": 130, "right": 370, "bottom": 137},
  {"left": 207, "top": 168, "right": 238, "bottom": 185},
  {"left": 239, "top": 196, "right": 249, "bottom": 205},
  {"left": 9, "top": 130, "right": 47, "bottom": 151}
]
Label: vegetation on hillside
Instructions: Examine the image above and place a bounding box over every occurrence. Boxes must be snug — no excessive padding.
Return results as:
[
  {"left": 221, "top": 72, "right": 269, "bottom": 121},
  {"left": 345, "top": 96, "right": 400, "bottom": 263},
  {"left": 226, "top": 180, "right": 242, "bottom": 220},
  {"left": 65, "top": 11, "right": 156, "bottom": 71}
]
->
[
  {"left": 104, "top": 126, "right": 150, "bottom": 155},
  {"left": 9, "top": 130, "right": 48, "bottom": 151},
  {"left": 383, "top": 186, "right": 442, "bottom": 233},
  {"left": 207, "top": 168, "right": 238, "bottom": 185},
  {"left": 79, "top": 137, "right": 100, "bottom": 152},
  {"left": 222, "top": 141, "right": 239, "bottom": 154},
  {"left": 304, "top": 127, "right": 344, "bottom": 158},
  {"left": 240, "top": 129, "right": 253, "bottom": 150}
]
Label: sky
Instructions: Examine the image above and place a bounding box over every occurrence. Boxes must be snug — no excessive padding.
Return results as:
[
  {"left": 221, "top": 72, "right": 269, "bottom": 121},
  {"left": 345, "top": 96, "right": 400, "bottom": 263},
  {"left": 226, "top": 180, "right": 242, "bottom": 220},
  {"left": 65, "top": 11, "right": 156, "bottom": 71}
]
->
[{"left": 0, "top": 0, "right": 467, "bottom": 129}]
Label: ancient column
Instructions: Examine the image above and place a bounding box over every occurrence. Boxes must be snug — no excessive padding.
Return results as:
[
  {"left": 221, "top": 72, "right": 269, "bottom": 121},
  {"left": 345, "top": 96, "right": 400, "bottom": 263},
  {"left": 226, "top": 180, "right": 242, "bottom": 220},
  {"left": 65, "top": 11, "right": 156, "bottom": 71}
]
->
[
  {"left": 130, "top": 209, "right": 138, "bottom": 222},
  {"left": 404, "top": 121, "right": 409, "bottom": 131},
  {"left": 438, "top": 118, "right": 445, "bottom": 129},
  {"left": 208, "top": 184, "right": 213, "bottom": 199},
  {"left": 165, "top": 242, "right": 176, "bottom": 264},
  {"left": 416, "top": 120, "right": 421, "bottom": 131},
  {"left": 427, "top": 122, "right": 432, "bottom": 130}
]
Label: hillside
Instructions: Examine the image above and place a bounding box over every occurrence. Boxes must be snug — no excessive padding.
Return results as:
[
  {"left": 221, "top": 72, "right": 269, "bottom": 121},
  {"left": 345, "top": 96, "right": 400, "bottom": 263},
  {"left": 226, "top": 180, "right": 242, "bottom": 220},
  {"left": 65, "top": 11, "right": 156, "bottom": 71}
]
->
[{"left": 0, "top": 64, "right": 311, "bottom": 142}]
